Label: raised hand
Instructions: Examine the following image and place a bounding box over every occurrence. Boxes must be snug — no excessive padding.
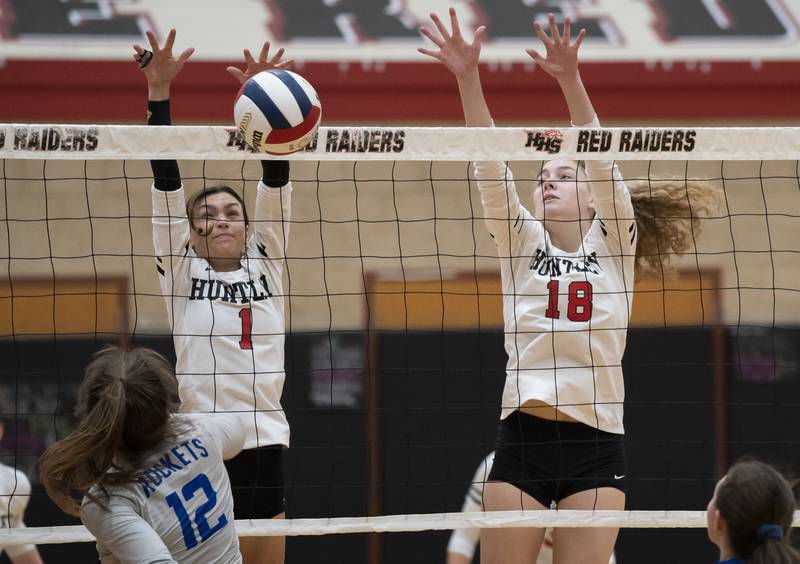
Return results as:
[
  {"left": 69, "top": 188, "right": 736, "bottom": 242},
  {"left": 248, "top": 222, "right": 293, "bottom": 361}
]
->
[
  {"left": 418, "top": 7, "right": 485, "bottom": 80},
  {"left": 526, "top": 13, "right": 586, "bottom": 82},
  {"left": 133, "top": 29, "right": 194, "bottom": 99},
  {"left": 226, "top": 42, "right": 293, "bottom": 84}
]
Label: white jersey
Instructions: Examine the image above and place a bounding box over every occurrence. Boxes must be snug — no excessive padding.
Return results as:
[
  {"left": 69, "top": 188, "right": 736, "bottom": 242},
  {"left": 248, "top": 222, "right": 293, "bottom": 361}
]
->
[
  {"left": 475, "top": 118, "right": 636, "bottom": 434},
  {"left": 153, "top": 182, "right": 291, "bottom": 449},
  {"left": 0, "top": 463, "right": 36, "bottom": 559},
  {"left": 447, "top": 453, "right": 616, "bottom": 564},
  {"left": 81, "top": 414, "right": 245, "bottom": 564}
]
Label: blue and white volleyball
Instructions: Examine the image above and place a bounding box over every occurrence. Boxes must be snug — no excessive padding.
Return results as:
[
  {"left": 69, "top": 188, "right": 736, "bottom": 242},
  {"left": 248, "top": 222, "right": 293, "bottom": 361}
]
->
[{"left": 234, "top": 70, "right": 322, "bottom": 154}]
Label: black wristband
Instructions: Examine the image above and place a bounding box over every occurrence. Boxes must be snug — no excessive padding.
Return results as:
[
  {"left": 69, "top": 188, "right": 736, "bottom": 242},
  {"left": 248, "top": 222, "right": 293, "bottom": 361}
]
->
[
  {"left": 261, "top": 160, "right": 290, "bottom": 188},
  {"left": 151, "top": 160, "right": 182, "bottom": 191},
  {"left": 147, "top": 100, "right": 172, "bottom": 126},
  {"left": 147, "top": 100, "right": 181, "bottom": 190}
]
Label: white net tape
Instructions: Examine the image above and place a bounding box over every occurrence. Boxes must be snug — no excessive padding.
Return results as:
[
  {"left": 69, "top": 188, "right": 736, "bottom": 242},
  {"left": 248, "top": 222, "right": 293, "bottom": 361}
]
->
[
  {"left": 3, "top": 124, "right": 800, "bottom": 161},
  {"left": 1, "top": 511, "right": 799, "bottom": 546}
]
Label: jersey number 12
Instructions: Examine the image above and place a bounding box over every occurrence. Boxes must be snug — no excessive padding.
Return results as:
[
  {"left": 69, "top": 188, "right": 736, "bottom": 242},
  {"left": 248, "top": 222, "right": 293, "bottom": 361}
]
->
[
  {"left": 166, "top": 473, "right": 228, "bottom": 550},
  {"left": 544, "top": 280, "right": 593, "bottom": 321}
]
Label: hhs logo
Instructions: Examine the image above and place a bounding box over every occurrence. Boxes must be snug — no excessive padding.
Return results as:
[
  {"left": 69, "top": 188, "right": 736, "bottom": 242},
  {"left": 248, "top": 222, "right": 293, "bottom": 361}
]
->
[{"left": 525, "top": 129, "right": 563, "bottom": 155}]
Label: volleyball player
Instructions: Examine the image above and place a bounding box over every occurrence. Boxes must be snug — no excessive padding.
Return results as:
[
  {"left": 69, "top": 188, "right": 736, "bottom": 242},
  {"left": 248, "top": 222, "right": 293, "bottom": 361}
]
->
[
  {"left": 420, "top": 9, "right": 717, "bottom": 564},
  {"left": 447, "top": 452, "right": 494, "bottom": 564},
  {"left": 707, "top": 459, "right": 799, "bottom": 564},
  {"left": 39, "top": 345, "right": 244, "bottom": 563},
  {"left": 133, "top": 29, "right": 293, "bottom": 564},
  {"left": 446, "top": 452, "right": 616, "bottom": 564},
  {"left": 0, "top": 412, "right": 43, "bottom": 564}
]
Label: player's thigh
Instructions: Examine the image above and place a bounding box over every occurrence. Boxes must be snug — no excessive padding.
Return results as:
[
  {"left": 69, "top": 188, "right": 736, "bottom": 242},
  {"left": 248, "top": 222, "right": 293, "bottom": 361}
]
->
[
  {"left": 239, "top": 512, "right": 285, "bottom": 564},
  {"left": 552, "top": 488, "right": 624, "bottom": 564},
  {"left": 481, "top": 481, "right": 547, "bottom": 564}
]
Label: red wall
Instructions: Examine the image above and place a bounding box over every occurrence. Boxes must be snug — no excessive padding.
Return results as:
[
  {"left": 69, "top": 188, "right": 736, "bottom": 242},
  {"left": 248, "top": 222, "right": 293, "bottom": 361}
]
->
[{"left": 2, "top": 60, "right": 798, "bottom": 124}]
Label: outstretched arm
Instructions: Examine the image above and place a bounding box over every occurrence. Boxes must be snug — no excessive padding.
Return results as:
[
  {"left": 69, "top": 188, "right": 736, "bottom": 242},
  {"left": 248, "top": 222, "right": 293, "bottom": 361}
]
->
[
  {"left": 134, "top": 28, "right": 194, "bottom": 101},
  {"left": 139, "top": 30, "right": 194, "bottom": 303},
  {"left": 225, "top": 40, "right": 292, "bottom": 84},
  {"left": 227, "top": 41, "right": 292, "bottom": 189},
  {"left": 418, "top": 8, "right": 490, "bottom": 127},
  {"left": 419, "top": 11, "right": 537, "bottom": 256},
  {"left": 418, "top": 10, "right": 536, "bottom": 253},
  {"left": 133, "top": 28, "right": 194, "bottom": 191},
  {"left": 526, "top": 14, "right": 593, "bottom": 126},
  {"left": 229, "top": 42, "right": 294, "bottom": 259},
  {"left": 529, "top": 18, "right": 634, "bottom": 239}
]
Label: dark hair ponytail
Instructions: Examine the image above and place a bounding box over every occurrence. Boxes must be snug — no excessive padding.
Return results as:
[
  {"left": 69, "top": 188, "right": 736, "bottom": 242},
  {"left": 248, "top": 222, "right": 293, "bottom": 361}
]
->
[
  {"left": 39, "top": 346, "right": 181, "bottom": 516},
  {"left": 716, "top": 460, "right": 800, "bottom": 564}
]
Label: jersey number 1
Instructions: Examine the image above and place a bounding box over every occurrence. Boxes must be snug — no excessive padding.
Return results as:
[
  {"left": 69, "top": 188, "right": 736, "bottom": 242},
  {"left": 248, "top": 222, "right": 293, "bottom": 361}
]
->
[
  {"left": 544, "top": 280, "right": 593, "bottom": 322},
  {"left": 239, "top": 308, "right": 253, "bottom": 350}
]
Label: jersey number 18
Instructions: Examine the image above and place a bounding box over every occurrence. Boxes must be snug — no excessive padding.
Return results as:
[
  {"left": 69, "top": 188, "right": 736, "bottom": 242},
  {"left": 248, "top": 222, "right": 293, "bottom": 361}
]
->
[{"left": 544, "top": 280, "right": 593, "bottom": 322}]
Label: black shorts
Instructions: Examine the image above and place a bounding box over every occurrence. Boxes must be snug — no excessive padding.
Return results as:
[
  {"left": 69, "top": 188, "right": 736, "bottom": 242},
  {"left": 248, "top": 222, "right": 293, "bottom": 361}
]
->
[
  {"left": 224, "top": 445, "right": 286, "bottom": 519},
  {"left": 489, "top": 411, "right": 626, "bottom": 508}
]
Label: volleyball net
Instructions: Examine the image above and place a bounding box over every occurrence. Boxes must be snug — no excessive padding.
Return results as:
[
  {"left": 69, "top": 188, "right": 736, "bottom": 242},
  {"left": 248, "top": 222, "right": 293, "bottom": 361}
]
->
[{"left": 1, "top": 124, "right": 799, "bottom": 558}]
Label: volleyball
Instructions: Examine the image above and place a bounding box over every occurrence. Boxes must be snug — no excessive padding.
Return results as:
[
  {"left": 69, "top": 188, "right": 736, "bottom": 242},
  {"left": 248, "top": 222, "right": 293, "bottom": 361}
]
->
[{"left": 234, "top": 69, "right": 322, "bottom": 154}]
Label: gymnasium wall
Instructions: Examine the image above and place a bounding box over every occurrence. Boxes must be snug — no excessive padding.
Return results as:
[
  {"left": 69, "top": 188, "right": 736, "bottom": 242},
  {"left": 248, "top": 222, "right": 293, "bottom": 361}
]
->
[{"left": 1, "top": 158, "right": 796, "bottom": 334}]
